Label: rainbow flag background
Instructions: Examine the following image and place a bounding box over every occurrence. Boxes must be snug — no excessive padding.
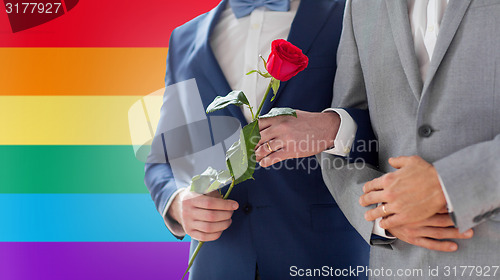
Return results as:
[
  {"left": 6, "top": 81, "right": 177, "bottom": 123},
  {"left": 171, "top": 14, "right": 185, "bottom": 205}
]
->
[{"left": 0, "top": 1, "right": 219, "bottom": 279}]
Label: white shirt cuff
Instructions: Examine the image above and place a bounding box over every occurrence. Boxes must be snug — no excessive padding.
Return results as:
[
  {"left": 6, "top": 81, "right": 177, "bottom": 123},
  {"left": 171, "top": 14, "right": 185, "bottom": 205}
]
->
[
  {"left": 437, "top": 174, "right": 454, "bottom": 213},
  {"left": 321, "top": 108, "right": 357, "bottom": 157},
  {"left": 162, "top": 188, "right": 187, "bottom": 237},
  {"left": 372, "top": 204, "right": 397, "bottom": 239}
]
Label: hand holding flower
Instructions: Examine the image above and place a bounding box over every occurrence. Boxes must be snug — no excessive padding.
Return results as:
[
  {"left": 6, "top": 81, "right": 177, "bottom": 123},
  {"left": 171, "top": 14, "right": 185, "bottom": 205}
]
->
[{"left": 181, "top": 39, "right": 308, "bottom": 280}]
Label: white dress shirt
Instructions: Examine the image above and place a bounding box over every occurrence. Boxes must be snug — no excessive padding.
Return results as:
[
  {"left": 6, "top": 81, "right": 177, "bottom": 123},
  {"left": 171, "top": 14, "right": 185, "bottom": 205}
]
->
[
  {"left": 212, "top": 0, "right": 300, "bottom": 122},
  {"left": 408, "top": 0, "right": 449, "bottom": 80}
]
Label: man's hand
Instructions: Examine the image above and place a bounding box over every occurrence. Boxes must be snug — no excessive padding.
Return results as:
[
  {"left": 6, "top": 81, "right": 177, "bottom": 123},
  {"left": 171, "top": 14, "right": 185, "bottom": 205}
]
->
[
  {"left": 360, "top": 156, "right": 447, "bottom": 229},
  {"left": 386, "top": 213, "right": 473, "bottom": 252},
  {"left": 255, "top": 110, "right": 340, "bottom": 167},
  {"left": 168, "top": 189, "right": 239, "bottom": 242}
]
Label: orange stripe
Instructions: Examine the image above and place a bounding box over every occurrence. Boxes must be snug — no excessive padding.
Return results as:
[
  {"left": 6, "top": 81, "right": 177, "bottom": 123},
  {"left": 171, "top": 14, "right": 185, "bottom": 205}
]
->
[{"left": 0, "top": 48, "right": 167, "bottom": 96}]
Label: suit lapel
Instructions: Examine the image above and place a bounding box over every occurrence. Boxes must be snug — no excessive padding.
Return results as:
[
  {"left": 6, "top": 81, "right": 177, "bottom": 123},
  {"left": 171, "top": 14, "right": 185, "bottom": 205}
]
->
[
  {"left": 192, "top": 0, "right": 247, "bottom": 124},
  {"left": 421, "top": 0, "right": 472, "bottom": 94},
  {"left": 260, "top": 0, "right": 341, "bottom": 114},
  {"left": 385, "top": 0, "right": 423, "bottom": 101}
]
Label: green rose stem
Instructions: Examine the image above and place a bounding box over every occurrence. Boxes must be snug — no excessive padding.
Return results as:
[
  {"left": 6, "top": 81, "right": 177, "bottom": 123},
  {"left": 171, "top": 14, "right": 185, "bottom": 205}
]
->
[
  {"left": 181, "top": 79, "right": 275, "bottom": 280},
  {"left": 254, "top": 80, "right": 273, "bottom": 118}
]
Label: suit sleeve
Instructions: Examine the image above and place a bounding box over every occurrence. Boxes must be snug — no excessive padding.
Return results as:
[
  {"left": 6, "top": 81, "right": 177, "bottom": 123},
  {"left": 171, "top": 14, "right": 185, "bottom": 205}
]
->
[
  {"left": 144, "top": 30, "right": 185, "bottom": 240},
  {"left": 319, "top": 0, "right": 393, "bottom": 247},
  {"left": 433, "top": 134, "right": 500, "bottom": 232}
]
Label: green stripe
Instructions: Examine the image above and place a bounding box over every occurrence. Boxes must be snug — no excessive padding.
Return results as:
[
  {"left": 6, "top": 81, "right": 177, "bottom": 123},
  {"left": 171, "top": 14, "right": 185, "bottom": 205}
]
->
[{"left": 0, "top": 146, "right": 148, "bottom": 193}]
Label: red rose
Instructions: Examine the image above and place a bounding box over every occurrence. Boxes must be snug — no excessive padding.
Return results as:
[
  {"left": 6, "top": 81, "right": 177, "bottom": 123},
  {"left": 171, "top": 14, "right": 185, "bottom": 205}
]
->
[{"left": 266, "top": 39, "right": 309, "bottom": 82}]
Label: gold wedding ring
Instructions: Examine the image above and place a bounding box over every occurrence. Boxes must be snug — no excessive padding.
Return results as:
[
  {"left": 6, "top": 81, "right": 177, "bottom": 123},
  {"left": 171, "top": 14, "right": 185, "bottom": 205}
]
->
[
  {"left": 382, "top": 204, "right": 388, "bottom": 215},
  {"left": 266, "top": 142, "right": 274, "bottom": 153}
]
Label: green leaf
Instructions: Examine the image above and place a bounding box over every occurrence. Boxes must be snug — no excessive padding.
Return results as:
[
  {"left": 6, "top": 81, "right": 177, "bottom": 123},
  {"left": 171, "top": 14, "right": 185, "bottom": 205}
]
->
[
  {"left": 259, "top": 54, "right": 268, "bottom": 70},
  {"left": 259, "top": 107, "right": 297, "bottom": 119},
  {"left": 226, "top": 120, "right": 261, "bottom": 185},
  {"left": 206, "top": 91, "right": 250, "bottom": 113},
  {"left": 270, "top": 79, "right": 280, "bottom": 101},
  {"left": 190, "top": 167, "right": 232, "bottom": 194},
  {"left": 246, "top": 69, "right": 272, "bottom": 78},
  {"left": 206, "top": 170, "right": 231, "bottom": 193}
]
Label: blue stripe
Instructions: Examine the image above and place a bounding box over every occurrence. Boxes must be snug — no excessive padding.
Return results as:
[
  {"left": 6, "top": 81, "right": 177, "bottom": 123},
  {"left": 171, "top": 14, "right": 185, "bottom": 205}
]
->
[{"left": 0, "top": 194, "right": 190, "bottom": 242}]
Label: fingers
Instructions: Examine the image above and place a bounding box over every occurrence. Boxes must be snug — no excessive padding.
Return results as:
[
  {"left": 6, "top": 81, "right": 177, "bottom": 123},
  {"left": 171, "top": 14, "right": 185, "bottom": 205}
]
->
[
  {"left": 255, "top": 139, "right": 283, "bottom": 162},
  {"left": 257, "top": 117, "right": 273, "bottom": 131},
  {"left": 388, "top": 155, "right": 422, "bottom": 169},
  {"left": 409, "top": 228, "right": 472, "bottom": 252},
  {"left": 379, "top": 213, "right": 408, "bottom": 229},
  {"left": 257, "top": 116, "right": 288, "bottom": 144},
  {"left": 359, "top": 190, "right": 386, "bottom": 207},
  {"left": 257, "top": 128, "right": 276, "bottom": 148},
  {"left": 363, "top": 176, "right": 385, "bottom": 194},
  {"left": 414, "top": 214, "right": 473, "bottom": 239},
  {"left": 205, "top": 190, "right": 223, "bottom": 199},
  {"left": 258, "top": 149, "right": 289, "bottom": 168},
  {"left": 378, "top": 209, "right": 456, "bottom": 229},
  {"left": 381, "top": 212, "right": 453, "bottom": 229},
  {"left": 185, "top": 193, "right": 239, "bottom": 211},
  {"left": 257, "top": 110, "right": 305, "bottom": 132},
  {"left": 191, "top": 219, "right": 233, "bottom": 234},
  {"left": 387, "top": 222, "right": 472, "bottom": 252},
  {"left": 181, "top": 193, "right": 237, "bottom": 242},
  {"left": 187, "top": 207, "right": 233, "bottom": 223},
  {"left": 410, "top": 237, "right": 459, "bottom": 252},
  {"left": 364, "top": 203, "right": 391, "bottom": 221},
  {"left": 420, "top": 213, "right": 455, "bottom": 227},
  {"left": 417, "top": 227, "right": 474, "bottom": 240},
  {"left": 388, "top": 156, "right": 410, "bottom": 169},
  {"left": 437, "top": 206, "right": 449, "bottom": 214},
  {"left": 255, "top": 145, "right": 267, "bottom": 162}
]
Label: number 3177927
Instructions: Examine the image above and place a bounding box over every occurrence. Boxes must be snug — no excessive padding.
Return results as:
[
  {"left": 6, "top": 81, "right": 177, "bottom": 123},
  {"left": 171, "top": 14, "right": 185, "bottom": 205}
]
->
[{"left": 5, "top": 3, "right": 63, "bottom": 14}]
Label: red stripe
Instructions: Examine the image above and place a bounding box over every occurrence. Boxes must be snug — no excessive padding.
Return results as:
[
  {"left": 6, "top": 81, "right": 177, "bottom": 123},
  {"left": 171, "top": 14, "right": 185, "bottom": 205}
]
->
[{"left": 0, "top": 0, "right": 220, "bottom": 47}]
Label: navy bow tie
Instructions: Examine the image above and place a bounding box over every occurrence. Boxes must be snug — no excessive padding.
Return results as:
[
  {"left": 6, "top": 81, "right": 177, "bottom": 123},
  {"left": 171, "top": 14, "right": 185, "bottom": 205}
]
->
[{"left": 229, "top": 0, "right": 290, "bottom": 18}]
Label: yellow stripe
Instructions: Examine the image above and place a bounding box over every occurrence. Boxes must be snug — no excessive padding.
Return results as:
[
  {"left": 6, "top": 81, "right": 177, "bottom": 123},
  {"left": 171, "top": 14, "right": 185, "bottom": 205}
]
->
[
  {"left": 0, "top": 92, "right": 164, "bottom": 145},
  {"left": 0, "top": 48, "right": 167, "bottom": 96}
]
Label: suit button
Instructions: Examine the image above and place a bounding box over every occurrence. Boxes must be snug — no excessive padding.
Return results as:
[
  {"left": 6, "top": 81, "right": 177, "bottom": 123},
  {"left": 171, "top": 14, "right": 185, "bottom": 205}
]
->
[
  {"left": 473, "top": 215, "right": 482, "bottom": 223},
  {"left": 243, "top": 204, "right": 252, "bottom": 214},
  {"left": 418, "top": 125, "right": 434, "bottom": 137}
]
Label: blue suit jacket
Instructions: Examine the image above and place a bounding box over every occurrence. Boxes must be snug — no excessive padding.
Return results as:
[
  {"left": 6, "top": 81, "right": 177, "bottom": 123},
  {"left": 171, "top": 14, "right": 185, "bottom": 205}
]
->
[{"left": 145, "top": 1, "right": 374, "bottom": 279}]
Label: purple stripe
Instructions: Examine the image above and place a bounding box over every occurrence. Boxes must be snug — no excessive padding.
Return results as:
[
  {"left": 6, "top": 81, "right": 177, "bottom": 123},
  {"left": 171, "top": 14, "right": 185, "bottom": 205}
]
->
[{"left": 0, "top": 242, "right": 191, "bottom": 280}]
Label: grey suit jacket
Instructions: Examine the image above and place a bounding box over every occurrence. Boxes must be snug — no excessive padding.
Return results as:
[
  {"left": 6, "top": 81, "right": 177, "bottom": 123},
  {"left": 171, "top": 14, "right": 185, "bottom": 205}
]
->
[{"left": 320, "top": 0, "right": 500, "bottom": 278}]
